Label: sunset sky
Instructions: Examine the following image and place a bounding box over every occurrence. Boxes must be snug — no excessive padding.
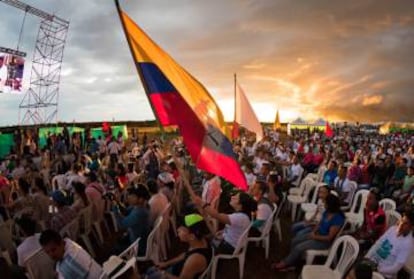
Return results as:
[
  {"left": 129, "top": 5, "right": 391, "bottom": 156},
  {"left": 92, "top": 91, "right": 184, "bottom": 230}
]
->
[{"left": 0, "top": 0, "right": 413, "bottom": 126}]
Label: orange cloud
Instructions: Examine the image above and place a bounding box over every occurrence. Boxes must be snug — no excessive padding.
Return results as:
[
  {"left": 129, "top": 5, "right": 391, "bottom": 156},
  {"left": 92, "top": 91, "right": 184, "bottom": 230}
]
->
[{"left": 362, "top": 95, "right": 383, "bottom": 106}]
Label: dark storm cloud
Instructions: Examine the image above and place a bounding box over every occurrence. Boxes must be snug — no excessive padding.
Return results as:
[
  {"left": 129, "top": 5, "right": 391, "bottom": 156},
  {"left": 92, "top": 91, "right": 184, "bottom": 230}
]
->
[{"left": 1, "top": 0, "right": 413, "bottom": 125}]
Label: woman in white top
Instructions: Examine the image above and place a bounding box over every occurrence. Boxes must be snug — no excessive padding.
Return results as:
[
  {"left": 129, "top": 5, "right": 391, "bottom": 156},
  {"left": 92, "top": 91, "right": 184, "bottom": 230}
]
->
[{"left": 193, "top": 191, "right": 257, "bottom": 254}]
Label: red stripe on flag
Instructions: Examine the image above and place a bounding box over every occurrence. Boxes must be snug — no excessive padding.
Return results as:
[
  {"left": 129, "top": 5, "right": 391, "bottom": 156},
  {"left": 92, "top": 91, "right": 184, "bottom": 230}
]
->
[{"left": 197, "top": 146, "right": 248, "bottom": 191}]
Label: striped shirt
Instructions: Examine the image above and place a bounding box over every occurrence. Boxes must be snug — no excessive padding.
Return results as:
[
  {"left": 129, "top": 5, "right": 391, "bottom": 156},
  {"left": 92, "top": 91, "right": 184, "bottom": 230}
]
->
[{"left": 57, "top": 238, "right": 105, "bottom": 279}]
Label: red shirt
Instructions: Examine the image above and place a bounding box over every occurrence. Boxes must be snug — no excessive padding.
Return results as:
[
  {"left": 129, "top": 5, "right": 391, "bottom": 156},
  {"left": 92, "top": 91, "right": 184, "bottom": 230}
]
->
[
  {"left": 313, "top": 154, "right": 324, "bottom": 166},
  {"left": 363, "top": 206, "right": 386, "bottom": 240},
  {"left": 0, "top": 175, "right": 9, "bottom": 190}
]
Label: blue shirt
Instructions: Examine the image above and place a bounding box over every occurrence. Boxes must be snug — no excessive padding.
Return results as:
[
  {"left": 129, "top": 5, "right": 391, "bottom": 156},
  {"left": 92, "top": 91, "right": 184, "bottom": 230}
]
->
[
  {"left": 323, "top": 170, "right": 338, "bottom": 186},
  {"left": 116, "top": 206, "right": 150, "bottom": 256},
  {"left": 318, "top": 211, "right": 345, "bottom": 236}
]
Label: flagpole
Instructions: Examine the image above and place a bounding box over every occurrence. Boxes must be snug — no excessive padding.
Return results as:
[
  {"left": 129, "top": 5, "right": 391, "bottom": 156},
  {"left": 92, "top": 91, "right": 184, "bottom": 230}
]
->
[
  {"left": 233, "top": 73, "right": 237, "bottom": 123},
  {"left": 232, "top": 73, "right": 237, "bottom": 140},
  {"left": 113, "top": 0, "right": 165, "bottom": 139}
]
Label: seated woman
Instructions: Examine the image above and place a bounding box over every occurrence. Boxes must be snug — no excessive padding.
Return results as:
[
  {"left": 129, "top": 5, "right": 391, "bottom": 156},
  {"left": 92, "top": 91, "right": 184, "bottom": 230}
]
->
[
  {"left": 291, "top": 185, "right": 330, "bottom": 237},
  {"left": 193, "top": 192, "right": 257, "bottom": 255},
  {"left": 113, "top": 185, "right": 150, "bottom": 256},
  {"left": 271, "top": 194, "right": 345, "bottom": 271},
  {"left": 353, "top": 188, "right": 385, "bottom": 251},
  {"left": 267, "top": 172, "right": 283, "bottom": 206},
  {"left": 249, "top": 181, "right": 274, "bottom": 237},
  {"left": 146, "top": 214, "right": 212, "bottom": 279}
]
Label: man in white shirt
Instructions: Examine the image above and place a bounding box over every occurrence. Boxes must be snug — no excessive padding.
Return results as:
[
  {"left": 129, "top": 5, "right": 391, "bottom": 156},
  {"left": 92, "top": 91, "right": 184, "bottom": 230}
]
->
[
  {"left": 334, "top": 165, "right": 355, "bottom": 206},
  {"left": 289, "top": 155, "right": 303, "bottom": 185},
  {"left": 365, "top": 212, "right": 414, "bottom": 279}
]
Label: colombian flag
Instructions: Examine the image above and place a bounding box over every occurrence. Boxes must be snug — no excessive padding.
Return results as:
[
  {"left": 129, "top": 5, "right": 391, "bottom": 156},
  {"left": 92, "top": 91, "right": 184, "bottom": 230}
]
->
[{"left": 118, "top": 10, "right": 247, "bottom": 191}]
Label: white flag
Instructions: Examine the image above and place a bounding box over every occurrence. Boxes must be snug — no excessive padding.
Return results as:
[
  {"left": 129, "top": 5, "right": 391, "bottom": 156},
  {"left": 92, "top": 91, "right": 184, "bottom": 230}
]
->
[{"left": 235, "top": 84, "right": 263, "bottom": 141}]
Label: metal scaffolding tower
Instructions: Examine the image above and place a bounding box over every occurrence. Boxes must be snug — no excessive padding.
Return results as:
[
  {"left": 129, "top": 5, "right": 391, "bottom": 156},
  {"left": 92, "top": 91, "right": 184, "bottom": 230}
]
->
[{"left": 0, "top": 0, "right": 69, "bottom": 125}]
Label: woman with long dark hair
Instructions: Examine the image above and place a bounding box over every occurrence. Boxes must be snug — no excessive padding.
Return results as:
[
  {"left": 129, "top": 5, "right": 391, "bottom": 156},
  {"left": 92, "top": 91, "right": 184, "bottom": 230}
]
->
[
  {"left": 272, "top": 194, "right": 345, "bottom": 271},
  {"left": 193, "top": 191, "right": 257, "bottom": 255}
]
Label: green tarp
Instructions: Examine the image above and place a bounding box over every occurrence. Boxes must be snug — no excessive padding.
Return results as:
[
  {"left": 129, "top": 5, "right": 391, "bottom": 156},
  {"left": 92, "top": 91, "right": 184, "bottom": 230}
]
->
[
  {"left": 90, "top": 125, "right": 128, "bottom": 140},
  {"left": 38, "top": 125, "right": 128, "bottom": 148},
  {"left": 0, "top": 125, "right": 129, "bottom": 158},
  {"left": 0, "top": 133, "right": 14, "bottom": 159}
]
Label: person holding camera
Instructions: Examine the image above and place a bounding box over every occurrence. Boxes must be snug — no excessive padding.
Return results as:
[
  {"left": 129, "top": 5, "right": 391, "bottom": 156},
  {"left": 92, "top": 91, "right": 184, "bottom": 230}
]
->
[
  {"left": 143, "top": 141, "right": 164, "bottom": 180},
  {"left": 112, "top": 185, "right": 151, "bottom": 256}
]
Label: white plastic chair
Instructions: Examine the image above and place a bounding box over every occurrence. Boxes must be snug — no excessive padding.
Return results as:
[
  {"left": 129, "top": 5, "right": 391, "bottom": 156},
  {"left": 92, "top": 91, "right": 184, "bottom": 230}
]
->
[
  {"left": 248, "top": 203, "right": 277, "bottom": 259},
  {"left": 104, "top": 198, "right": 119, "bottom": 233},
  {"left": 301, "top": 183, "right": 328, "bottom": 221},
  {"left": 273, "top": 194, "right": 285, "bottom": 242},
  {"left": 288, "top": 180, "right": 318, "bottom": 221},
  {"left": 119, "top": 238, "right": 140, "bottom": 272},
  {"left": 24, "top": 248, "right": 56, "bottom": 279},
  {"left": 306, "top": 165, "right": 327, "bottom": 183},
  {"left": 119, "top": 237, "right": 140, "bottom": 259},
  {"left": 93, "top": 220, "right": 105, "bottom": 244},
  {"left": 291, "top": 166, "right": 304, "bottom": 188},
  {"left": 160, "top": 203, "right": 172, "bottom": 260},
  {"left": 301, "top": 235, "right": 359, "bottom": 279},
  {"left": 379, "top": 198, "right": 396, "bottom": 212},
  {"left": 198, "top": 248, "right": 214, "bottom": 279},
  {"left": 211, "top": 223, "right": 252, "bottom": 279},
  {"left": 345, "top": 189, "right": 369, "bottom": 231},
  {"left": 60, "top": 216, "right": 80, "bottom": 240},
  {"left": 289, "top": 177, "right": 314, "bottom": 196},
  {"left": 339, "top": 181, "right": 358, "bottom": 212},
  {"left": 137, "top": 216, "right": 163, "bottom": 264},
  {"left": 385, "top": 210, "right": 401, "bottom": 229},
  {"left": 79, "top": 205, "right": 95, "bottom": 258},
  {"left": 305, "top": 220, "right": 349, "bottom": 265}
]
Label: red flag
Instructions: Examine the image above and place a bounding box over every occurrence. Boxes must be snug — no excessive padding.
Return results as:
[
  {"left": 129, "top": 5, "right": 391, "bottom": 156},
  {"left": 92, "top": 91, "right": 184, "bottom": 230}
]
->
[
  {"left": 325, "top": 121, "right": 334, "bottom": 138},
  {"left": 231, "top": 121, "right": 240, "bottom": 140},
  {"left": 102, "top": 122, "right": 110, "bottom": 132}
]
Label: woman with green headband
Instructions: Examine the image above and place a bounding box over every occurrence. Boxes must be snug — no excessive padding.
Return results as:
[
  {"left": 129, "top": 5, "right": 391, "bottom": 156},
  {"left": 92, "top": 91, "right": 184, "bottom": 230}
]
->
[{"left": 146, "top": 214, "right": 212, "bottom": 279}]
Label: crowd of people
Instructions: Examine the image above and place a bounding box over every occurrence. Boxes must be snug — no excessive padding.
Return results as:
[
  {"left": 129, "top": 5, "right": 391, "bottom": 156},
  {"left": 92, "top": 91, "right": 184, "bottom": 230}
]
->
[{"left": 0, "top": 123, "right": 413, "bottom": 279}]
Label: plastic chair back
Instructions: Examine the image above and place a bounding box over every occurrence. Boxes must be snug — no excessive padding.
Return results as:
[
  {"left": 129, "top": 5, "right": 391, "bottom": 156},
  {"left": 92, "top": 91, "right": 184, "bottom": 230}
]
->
[
  {"left": 379, "top": 198, "right": 396, "bottom": 212},
  {"left": 24, "top": 248, "right": 55, "bottom": 279},
  {"left": 385, "top": 210, "right": 401, "bottom": 229},
  {"left": 325, "top": 235, "right": 359, "bottom": 277}
]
